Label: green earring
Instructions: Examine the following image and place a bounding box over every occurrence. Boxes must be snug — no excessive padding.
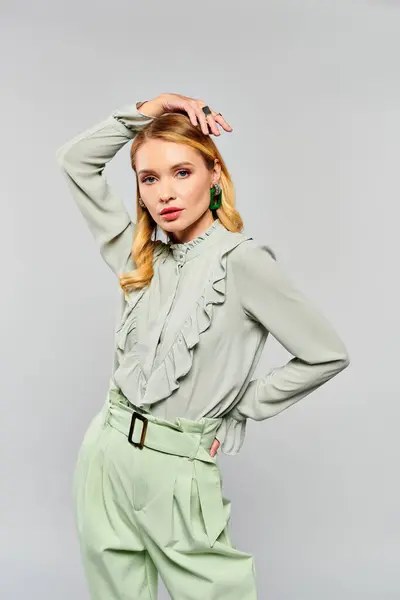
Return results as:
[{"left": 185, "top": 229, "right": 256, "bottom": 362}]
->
[{"left": 209, "top": 183, "right": 222, "bottom": 210}]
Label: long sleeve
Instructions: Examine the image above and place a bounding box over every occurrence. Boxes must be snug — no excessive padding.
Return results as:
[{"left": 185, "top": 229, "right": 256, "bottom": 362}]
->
[
  {"left": 55, "top": 102, "right": 155, "bottom": 275},
  {"left": 226, "top": 240, "right": 350, "bottom": 424}
]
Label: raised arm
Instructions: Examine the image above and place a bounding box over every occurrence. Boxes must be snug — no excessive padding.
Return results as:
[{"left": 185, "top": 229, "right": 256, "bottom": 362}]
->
[
  {"left": 228, "top": 240, "right": 350, "bottom": 423},
  {"left": 55, "top": 101, "right": 155, "bottom": 275}
]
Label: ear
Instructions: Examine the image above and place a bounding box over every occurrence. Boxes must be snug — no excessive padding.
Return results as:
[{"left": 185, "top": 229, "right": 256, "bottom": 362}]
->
[{"left": 212, "top": 159, "right": 222, "bottom": 184}]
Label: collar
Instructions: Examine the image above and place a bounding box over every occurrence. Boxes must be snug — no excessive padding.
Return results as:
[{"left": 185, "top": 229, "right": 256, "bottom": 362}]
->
[{"left": 167, "top": 218, "right": 226, "bottom": 265}]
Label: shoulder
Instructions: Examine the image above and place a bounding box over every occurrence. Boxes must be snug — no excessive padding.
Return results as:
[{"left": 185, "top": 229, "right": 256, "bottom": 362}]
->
[
  {"left": 229, "top": 236, "right": 277, "bottom": 268},
  {"left": 219, "top": 226, "right": 277, "bottom": 259},
  {"left": 227, "top": 237, "right": 282, "bottom": 300}
]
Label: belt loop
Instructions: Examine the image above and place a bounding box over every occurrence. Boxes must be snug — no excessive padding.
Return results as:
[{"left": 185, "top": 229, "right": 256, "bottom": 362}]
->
[{"left": 187, "top": 422, "right": 204, "bottom": 461}]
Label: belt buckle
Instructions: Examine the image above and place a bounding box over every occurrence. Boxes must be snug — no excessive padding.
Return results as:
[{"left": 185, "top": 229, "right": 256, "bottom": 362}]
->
[{"left": 128, "top": 411, "right": 148, "bottom": 449}]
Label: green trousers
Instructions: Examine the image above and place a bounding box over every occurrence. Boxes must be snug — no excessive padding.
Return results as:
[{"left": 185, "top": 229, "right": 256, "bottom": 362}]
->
[{"left": 72, "top": 389, "right": 258, "bottom": 599}]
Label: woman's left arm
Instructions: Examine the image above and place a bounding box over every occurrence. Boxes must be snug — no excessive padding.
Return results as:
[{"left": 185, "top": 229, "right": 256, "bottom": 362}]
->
[{"left": 227, "top": 240, "right": 350, "bottom": 423}]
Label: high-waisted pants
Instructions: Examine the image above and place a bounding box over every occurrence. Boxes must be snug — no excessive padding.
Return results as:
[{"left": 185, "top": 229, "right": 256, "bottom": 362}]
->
[{"left": 72, "top": 388, "right": 258, "bottom": 599}]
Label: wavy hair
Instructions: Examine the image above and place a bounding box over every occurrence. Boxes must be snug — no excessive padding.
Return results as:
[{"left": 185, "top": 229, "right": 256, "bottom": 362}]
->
[{"left": 118, "top": 112, "right": 244, "bottom": 293}]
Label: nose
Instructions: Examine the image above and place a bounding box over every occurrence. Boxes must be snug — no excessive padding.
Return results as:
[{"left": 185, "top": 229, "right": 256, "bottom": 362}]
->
[
  {"left": 160, "top": 196, "right": 176, "bottom": 205},
  {"left": 159, "top": 183, "right": 176, "bottom": 202}
]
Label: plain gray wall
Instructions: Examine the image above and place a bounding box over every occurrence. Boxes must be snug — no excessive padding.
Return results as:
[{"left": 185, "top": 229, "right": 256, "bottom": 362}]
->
[{"left": 1, "top": 0, "right": 399, "bottom": 598}]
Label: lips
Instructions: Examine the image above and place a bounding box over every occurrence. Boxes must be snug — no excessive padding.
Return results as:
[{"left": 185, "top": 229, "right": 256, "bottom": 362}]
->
[{"left": 160, "top": 207, "right": 183, "bottom": 215}]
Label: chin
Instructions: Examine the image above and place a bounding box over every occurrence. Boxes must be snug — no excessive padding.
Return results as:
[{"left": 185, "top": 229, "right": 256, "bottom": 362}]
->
[
  {"left": 158, "top": 220, "right": 185, "bottom": 234},
  {"left": 157, "top": 213, "right": 190, "bottom": 233}
]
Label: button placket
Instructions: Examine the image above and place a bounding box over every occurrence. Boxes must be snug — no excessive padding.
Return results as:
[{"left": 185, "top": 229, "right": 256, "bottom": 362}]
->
[
  {"left": 154, "top": 252, "right": 186, "bottom": 368},
  {"left": 173, "top": 248, "right": 187, "bottom": 273}
]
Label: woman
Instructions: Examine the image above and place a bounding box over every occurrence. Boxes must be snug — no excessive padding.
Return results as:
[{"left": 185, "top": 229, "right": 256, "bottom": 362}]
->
[{"left": 56, "top": 93, "right": 350, "bottom": 600}]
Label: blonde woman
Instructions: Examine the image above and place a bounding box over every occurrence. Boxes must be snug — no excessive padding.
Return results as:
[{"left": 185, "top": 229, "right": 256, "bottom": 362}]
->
[{"left": 56, "top": 93, "right": 350, "bottom": 600}]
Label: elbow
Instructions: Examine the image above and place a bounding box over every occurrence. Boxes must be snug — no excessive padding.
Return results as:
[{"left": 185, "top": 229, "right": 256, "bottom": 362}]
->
[
  {"left": 318, "top": 346, "right": 351, "bottom": 379},
  {"left": 339, "top": 352, "right": 350, "bottom": 371},
  {"left": 338, "top": 340, "right": 351, "bottom": 369},
  {"left": 330, "top": 337, "right": 351, "bottom": 373},
  {"left": 55, "top": 144, "right": 68, "bottom": 168},
  {"left": 334, "top": 349, "right": 351, "bottom": 374},
  {"left": 55, "top": 145, "right": 65, "bottom": 168},
  {"left": 314, "top": 351, "right": 350, "bottom": 387}
]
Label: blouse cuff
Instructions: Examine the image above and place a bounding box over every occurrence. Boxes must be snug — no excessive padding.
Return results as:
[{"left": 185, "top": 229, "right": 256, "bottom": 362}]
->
[
  {"left": 215, "top": 413, "right": 247, "bottom": 456},
  {"left": 111, "top": 102, "right": 155, "bottom": 135}
]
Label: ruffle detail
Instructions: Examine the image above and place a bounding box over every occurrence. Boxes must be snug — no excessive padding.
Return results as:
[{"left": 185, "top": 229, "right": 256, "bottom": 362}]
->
[
  {"left": 168, "top": 218, "right": 220, "bottom": 254},
  {"left": 116, "top": 287, "right": 146, "bottom": 349},
  {"left": 139, "top": 235, "right": 252, "bottom": 409},
  {"left": 116, "top": 304, "right": 139, "bottom": 353},
  {"left": 114, "top": 233, "right": 253, "bottom": 416},
  {"left": 113, "top": 242, "right": 171, "bottom": 404}
]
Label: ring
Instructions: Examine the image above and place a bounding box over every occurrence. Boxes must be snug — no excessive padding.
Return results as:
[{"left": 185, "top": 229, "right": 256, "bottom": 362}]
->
[{"left": 202, "top": 105, "right": 212, "bottom": 116}]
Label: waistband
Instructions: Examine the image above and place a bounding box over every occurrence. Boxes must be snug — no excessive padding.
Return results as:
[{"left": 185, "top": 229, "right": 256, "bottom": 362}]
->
[
  {"left": 100, "top": 387, "right": 225, "bottom": 546},
  {"left": 103, "top": 388, "right": 223, "bottom": 458}
]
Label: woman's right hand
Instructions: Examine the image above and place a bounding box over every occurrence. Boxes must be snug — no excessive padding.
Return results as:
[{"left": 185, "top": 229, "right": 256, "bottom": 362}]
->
[{"left": 138, "top": 93, "right": 233, "bottom": 137}]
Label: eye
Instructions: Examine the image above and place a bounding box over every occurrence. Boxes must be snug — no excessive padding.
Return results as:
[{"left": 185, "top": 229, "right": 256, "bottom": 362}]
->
[
  {"left": 141, "top": 169, "right": 191, "bottom": 184},
  {"left": 177, "top": 169, "right": 191, "bottom": 178}
]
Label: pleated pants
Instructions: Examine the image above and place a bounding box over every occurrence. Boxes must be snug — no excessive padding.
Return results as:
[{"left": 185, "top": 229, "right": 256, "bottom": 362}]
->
[{"left": 72, "top": 388, "right": 258, "bottom": 599}]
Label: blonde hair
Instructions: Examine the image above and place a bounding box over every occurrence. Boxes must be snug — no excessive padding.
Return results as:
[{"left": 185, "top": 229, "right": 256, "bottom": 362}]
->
[{"left": 118, "top": 112, "right": 244, "bottom": 293}]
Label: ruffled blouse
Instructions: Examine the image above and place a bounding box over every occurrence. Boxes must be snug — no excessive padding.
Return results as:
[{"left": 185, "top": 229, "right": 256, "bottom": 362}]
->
[{"left": 55, "top": 101, "right": 350, "bottom": 455}]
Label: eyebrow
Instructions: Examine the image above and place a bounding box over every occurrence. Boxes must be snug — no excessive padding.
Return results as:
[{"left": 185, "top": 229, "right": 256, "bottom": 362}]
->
[{"left": 138, "top": 162, "right": 195, "bottom": 176}]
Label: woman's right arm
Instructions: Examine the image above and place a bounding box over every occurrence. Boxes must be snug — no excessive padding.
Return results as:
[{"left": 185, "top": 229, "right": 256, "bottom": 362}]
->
[{"left": 55, "top": 101, "right": 158, "bottom": 276}]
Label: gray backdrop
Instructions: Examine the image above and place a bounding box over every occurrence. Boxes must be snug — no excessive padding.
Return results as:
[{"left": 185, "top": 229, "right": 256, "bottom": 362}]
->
[{"left": 2, "top": 0, "right": 399, "bottom": 598}]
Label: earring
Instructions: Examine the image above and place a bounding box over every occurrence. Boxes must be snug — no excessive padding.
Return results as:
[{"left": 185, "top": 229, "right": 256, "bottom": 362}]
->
[
  {"left": 138, "top": 197, "right": 145, "bottom": 208},
  {"left": 209, "top": 182, "right": 222, "bottom": 211}
]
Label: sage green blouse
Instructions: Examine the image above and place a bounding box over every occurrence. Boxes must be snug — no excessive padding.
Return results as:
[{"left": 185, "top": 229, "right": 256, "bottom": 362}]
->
[{"left": 55, "top": 101, "right": 350, "bottom": 455}]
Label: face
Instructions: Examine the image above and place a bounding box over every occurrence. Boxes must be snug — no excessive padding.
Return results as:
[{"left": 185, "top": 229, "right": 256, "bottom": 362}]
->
[{"left": 135, "top": 139, "right": 221, "bottom": 242}]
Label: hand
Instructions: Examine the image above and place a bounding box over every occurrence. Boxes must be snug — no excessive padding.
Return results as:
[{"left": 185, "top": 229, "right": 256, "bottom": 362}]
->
[
  {"left": 210, "top": 438, "right": 220, "bottom": 458},
  {"left": 139, "top": 93, "right": 233, "bottom": 137}
]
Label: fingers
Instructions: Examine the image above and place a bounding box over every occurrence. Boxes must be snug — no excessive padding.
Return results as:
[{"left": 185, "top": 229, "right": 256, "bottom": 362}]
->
[
  {"left": 162, "top": 94, "right": 232, "bottom": 135},
  {"left": 214, "top": 113, "right": 233, "bottom": 133},
  {"left": 193, "top": 99, "right": 233, "bottom": 136},
  {"left": 198, "top": 101, "right": 220, "bottom": 136},
  {"left": 205, "top": 111, "right": 221, "bottom": 136},
  {"left": 198, "top": 99, "right": 233, "bottom": 135},
  {"left": 210, "top": 438, "right": 221, "bottom": 457},
  {"left": 194, "top": 100, "right": 211, "bottom": 135},
  {"left": 183, "top": 102, "right": 198, "bottom": 128}
]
